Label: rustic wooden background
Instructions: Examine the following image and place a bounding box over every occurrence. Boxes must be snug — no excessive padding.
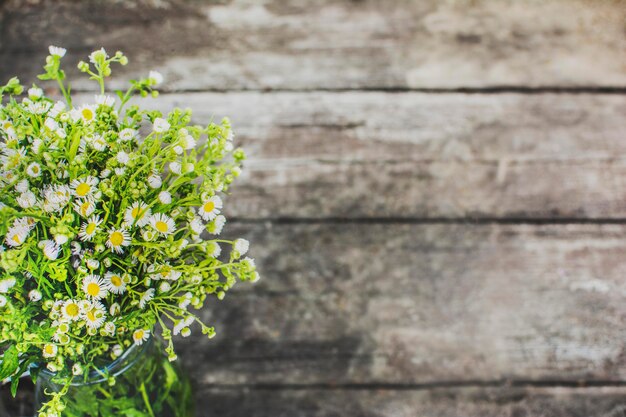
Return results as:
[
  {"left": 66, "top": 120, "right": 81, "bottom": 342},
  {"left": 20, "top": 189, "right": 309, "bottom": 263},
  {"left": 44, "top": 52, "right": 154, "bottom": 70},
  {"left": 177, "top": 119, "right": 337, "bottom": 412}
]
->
[{"left": 1, "top": 0, "right": 626, "bottom": 416}]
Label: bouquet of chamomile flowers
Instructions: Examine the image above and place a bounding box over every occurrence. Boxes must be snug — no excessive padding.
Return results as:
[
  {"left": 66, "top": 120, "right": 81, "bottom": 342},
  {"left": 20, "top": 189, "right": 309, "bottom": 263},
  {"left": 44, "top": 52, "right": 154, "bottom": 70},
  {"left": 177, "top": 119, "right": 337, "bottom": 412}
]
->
[{"left": 0, "top": 46, "right": 258, "bottom": 415}]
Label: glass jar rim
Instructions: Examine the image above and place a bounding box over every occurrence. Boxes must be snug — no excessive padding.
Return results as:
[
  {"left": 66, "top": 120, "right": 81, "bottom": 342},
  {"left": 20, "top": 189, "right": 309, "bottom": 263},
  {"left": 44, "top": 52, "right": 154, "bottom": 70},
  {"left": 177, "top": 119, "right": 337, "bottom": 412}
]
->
[{"left": 35, "top": 336, "right": 153, "bottom": 386}]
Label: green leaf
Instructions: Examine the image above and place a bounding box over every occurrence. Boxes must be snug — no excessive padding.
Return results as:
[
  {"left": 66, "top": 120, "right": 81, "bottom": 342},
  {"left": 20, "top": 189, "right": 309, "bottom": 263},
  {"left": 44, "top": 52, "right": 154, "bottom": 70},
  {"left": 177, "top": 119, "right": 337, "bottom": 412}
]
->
[
  {"left": 0, "top": 344, "right": 19, "bottom": 380},
  {"left": 10, "top": 374, "right": 19, "bottom": 397}
]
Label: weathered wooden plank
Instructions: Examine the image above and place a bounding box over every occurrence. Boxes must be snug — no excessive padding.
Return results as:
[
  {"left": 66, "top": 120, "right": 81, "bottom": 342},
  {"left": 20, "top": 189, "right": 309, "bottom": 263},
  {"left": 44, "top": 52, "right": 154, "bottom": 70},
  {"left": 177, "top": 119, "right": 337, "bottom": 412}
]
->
[
  {"left": 176, "top": 223, "right": 626, "bottom": 385},
  {"left": 197, "top": 386, "right": 626, "bottom": 417},
  {"left": 1, "top": 0, "right": 625, "bottom": 90},
  {"left": 131, "top": 92, "right": 626, "bottom": 219}
]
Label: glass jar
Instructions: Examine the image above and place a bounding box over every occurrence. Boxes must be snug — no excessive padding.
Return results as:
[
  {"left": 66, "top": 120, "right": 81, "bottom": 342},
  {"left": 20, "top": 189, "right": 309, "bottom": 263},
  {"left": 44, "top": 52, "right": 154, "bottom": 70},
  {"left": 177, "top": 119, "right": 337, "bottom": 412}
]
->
[{"left": 34, "top": 337, "right": 194, "bottom": 417}]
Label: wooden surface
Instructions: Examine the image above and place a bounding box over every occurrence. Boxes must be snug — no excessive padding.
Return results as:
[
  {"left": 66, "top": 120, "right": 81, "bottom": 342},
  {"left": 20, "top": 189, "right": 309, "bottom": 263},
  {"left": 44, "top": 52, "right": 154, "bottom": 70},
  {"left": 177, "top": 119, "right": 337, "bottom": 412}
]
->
[{"left": 2, "top": 1, "right": 626, "bottom": 416}]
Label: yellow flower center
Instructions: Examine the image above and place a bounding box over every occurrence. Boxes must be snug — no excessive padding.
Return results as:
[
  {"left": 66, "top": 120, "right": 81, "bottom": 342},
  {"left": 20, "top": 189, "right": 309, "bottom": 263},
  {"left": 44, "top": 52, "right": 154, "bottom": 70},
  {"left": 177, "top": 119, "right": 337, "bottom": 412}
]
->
[
  {"left": 155, "top": 221, "right": 168, "bottom": 233},
  {"left": 111, "top": 275, "right": 122, "bottom": 287},
  {"left": 203, "top": 201, "right": 215, "bottom": 213},
  {"left": 82, "top": 108, "right": 94, "bottom": 120},
  {"left": 86, "top": 223, "right": 97, "bottom": 235},
  {"left": 76, "top": 183, "right": 90, "bottom": 197},
  {"left": 44, "top": 345, "right": 55, "bottom": 354},
  {"left": 87, "top": 282, "right": 100, "bottom": 296},
  {"left": 80, "top": 201, "right": 91, "bottom": 215},
  {"left": 11, "top": 234, "right": 21, "bottom": 244},
  {"left": 65, "top": 303, "right": 79, "bottom": 317},
  {"left": 131, "top": 207, "right": 141, "bottom": 219},
  {"left": 135, "top": 330, "right": 144, "bottom": 339},
  {"left": 86, "top": 309, "right": 96, "bottom": 321},
  {"left": 3, "top": 122, "right": 12, "bottom": 130},
  {"left": 31, "top": 166, "right": 39, "bottom": 174},
  {"left": 109, "top": 231, "right": 124, "bottom": 246}
]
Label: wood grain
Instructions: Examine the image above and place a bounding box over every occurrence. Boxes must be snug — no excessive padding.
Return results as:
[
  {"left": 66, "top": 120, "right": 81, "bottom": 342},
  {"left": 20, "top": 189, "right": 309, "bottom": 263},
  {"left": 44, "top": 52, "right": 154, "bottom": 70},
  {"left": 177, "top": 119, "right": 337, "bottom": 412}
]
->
[
  {"left": 177, "top": 223, "right": 626, "bottom": 385},
  {"left": 1, "top": 0, "right": 625, "bottom": 90},
  {"left": 196, "top": 386, "right": 626, "bottom": 417},
  {"left": 130, "top": 92, "right": 626, "bottom": 219}
]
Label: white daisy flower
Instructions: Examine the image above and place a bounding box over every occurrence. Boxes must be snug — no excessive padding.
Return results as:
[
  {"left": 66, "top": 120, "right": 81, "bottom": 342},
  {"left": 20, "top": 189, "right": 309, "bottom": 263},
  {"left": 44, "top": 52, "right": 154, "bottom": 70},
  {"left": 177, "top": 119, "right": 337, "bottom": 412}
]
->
[
  {"left": 39, "top": 240, "right": 60, "bottom": 260},
  {"left": 82, "top": 275, "right": 109, "bottom": 300},
  {"left": 206, "top": 242, "right": 221, "bottom": 258},
  {"left": 77, "top": 104, "right": 97, "bottom": 124},
  {"left": 95, "top": 94, "right": 115, "bottom": 107},
  {"left": 54, "top": 234, "right": 68, "bottom": 245},
  {"left": 158, "top": 281, "right": 171, "bottom": 293},
  {"left": 158, "top": 191, "right": 171, "bottom": 204},
  {"left": 90, "top": 134, "right": 108, "bottom": 151},
  {"left": 106, "top": 228, "right": 131, "bottom": 254},
  {"left": 124, "top": 201, "right": 152, "bottom": 227},
  {"left": 198, "top": 196, "right": 223, "bottom": 221},
  {"left": 86, "top": 259, "right": 100, "bottom": 270},
  {"left": 61, "top": 299, "right": 82, "bottom": 321},
  {"left": 149, "top": 213, "right": 176, "bottom": 236},
  {"left": 153, "top": 118, "right": 170, "bottom": 133},
  {"left": 42, "top": 343, "right": 58, "bottom": 358},
  {"left": 73, "top": 198, "right": 96, "bottom": 218},
  {"left": 148, "top": 70, "right": 164, "bottom": 86},
  {"left": 28, "top": 87, "right": 43, "bottom": 99},
  {"left": 79, "top": 215, "right": 103, "bottom": 241},
  {"left": 190, "top": 217, "right": 204, "bottom": 235},
  {"left": 100, "top": 168, "right": 112, "bottom": 179},
  {"left": 89, "top": 47, "right": 108, "bottom": 64},
  {"left": 72, "top": 363, "right": 84, "bottom": 376},
  {"left": 112, "top": 344, "right": 123, "bottom": 358},
  {"left": 211, "top": 215, "right": 226, "bottom": 235},
  {"left": 103, "top": 322, "right": 116, "bottom": 336},
  {"left": 32, "top": 138, "right": 44, "bottom": 153},
  {"left": 16, "top": 191, "right": 37, "bottom": 208},
  {"left": 48, "top": 45, "right": 67, "bottom": 57},
  {"left": 147, "top": 173, "right": 162, "bottom": 188},
  {"left": 48, "top": 101, "right": 66, "bottom": 118},
  {"left": 5, "top": 225, "right": 29, "bottom": 247},
  {"left": 173, "top": 145, "right": 184, "bottom": 155},
  {"left": 234, "top": 238, "right": 250, "bottom": 255},
  {"left": 0, "top": 295, "right": 7, "bottom": 307},
  {"left": 116, "top": 151, "right": 130, "bottom": 165},
  {"left": 169, "top": 161, "right": 181, "bottom": 175},
  {"left": 179, "top": 133, "right": 196, "bottom": 150},
  {"left": 132, "top": 328, "right": 150, "bottom": 345},
  {"left": 70, "top": 176, "right": 99, "bottom": 198},
  {"left": 27, "top": 289, "right": 42, "bottom": 302},
  {"left": 118, "top": 128, "right": 138, "bottom": 142},
  {"left": 105, "top": 271, "right": 126, "bottom": 294},
  {"left": 173, "top": 316, "right": 194, "bottom": 336},
  {"left": 139, "top": 289, "right": 155, "bottom": 309},
  {"left": 83, "top": 301, "right": 106, "bottom": 329},
  {"left": 109, "top": 302, "right": 121, "bottom": 316},
  {"left": 0, "top": 278, "right": 16, "bottom": 294},
  {"left": 26, "top": 162, "right": 42, "bottom": 177},
  {"left": 114, "top": 167, "right": 126, "bottom": 176},
  {"left": 15, "top": 179, "right": 29, "bottom": 193}
]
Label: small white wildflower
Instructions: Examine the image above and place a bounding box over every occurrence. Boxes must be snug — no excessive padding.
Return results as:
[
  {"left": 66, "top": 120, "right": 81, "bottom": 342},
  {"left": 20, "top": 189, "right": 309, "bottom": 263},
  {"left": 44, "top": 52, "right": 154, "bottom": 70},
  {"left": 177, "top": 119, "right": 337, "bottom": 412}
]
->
[
  {"left": 95, "top": 94, "right": 115, "bottom": 107},
  {"left": 158, "top": 191, "right": 172, "bottom": 204},
  {"left": 26, "top": 162, "right": 42, "bottom": 177},
  {"left": 153, "top": 117, "right": 170, "bottom": 133},
  {"left": 118, "top": 128, "right": 138, "bottom": 142},
  {"left": 28, "top": 87, "right": 43, "bottom": 99},
  {"left": 169, "top": 161, "right": 181, "bottom": 175},
  {"left": 234, "top": 238, "right": 250, "bottom": 256},
  {"left": 48, "top": 45, "right": 67, "bottom": 57},
  {"left": 28, "top": 289, "right": 42, "bottom": 302},
  {"left": 148, "top": 70, "right": 164, "bottom": 86},
  {"left": 116, "top": 150, "right": 130, "bottom": 165},
  {"left": 147, "top": 173, "right": 162, "bottom": 188}
]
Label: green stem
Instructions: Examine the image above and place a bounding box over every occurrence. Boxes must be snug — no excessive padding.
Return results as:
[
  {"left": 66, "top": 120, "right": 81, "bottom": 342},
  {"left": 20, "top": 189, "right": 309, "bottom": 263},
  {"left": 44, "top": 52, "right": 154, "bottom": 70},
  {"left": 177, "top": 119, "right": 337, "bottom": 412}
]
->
[{"left": 139, "top": 381, "right": 156, "bottom": 417}]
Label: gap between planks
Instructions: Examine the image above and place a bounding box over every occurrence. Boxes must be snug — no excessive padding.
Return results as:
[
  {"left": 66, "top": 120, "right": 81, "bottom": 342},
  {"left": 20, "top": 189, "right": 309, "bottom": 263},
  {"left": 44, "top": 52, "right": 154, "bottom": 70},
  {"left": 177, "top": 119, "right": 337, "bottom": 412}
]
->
[
  {"left": 228, "top": 217, "right": 626, "bottom": 225},
  {"left": 199, "top": 380, "right": 626, "bottom": 391},
  {"left": 65, "top": 86, "right": 626, "bottom": 95}
]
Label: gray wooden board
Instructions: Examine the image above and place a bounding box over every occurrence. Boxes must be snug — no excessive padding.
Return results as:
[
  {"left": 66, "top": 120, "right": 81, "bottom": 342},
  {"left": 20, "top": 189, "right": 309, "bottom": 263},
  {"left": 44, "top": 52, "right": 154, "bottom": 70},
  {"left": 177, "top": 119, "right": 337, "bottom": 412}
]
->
[
  {"left": 195, "top": 386, "right": 626, "bottom": 417},
  {"left": 175, "top": 223, "right": 626, "bottom": 385},
  {"left": 1, "top": 0, "right": 625, "bottom": 90},
  {"left": 115, "top": 92, "right": 626, "bottom": 219}
]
